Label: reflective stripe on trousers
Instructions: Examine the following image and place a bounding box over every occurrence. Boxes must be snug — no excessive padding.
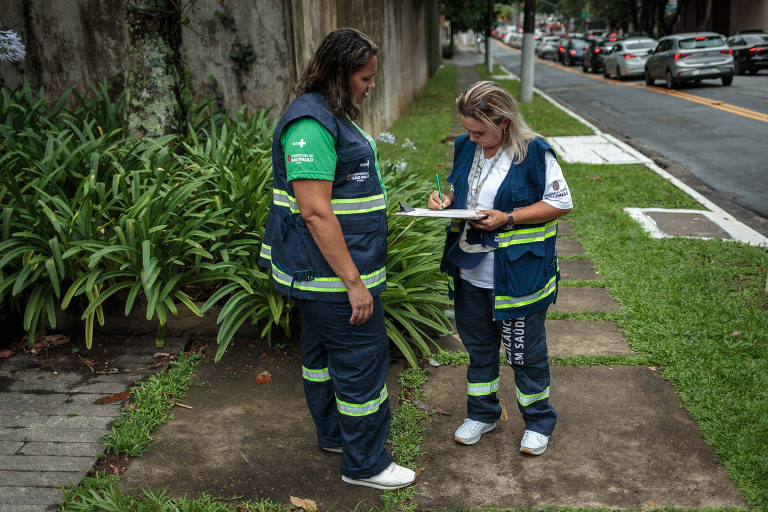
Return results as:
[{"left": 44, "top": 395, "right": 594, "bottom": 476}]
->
[{"left": 336, "top": 385, "right": 388, "bottom": 416}]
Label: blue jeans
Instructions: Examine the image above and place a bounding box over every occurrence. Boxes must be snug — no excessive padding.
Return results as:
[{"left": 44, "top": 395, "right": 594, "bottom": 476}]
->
[
  {"left": 293, "top": 296, "right": 392, "bottom": 478},
  {"left": 455, "top": 278, "right": 557, "bottom": 435}
]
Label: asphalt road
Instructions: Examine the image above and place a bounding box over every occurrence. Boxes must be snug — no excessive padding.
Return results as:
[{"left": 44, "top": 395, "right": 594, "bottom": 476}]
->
[{"left": 493, "top": 42, "right": 768, "bottom": 237}]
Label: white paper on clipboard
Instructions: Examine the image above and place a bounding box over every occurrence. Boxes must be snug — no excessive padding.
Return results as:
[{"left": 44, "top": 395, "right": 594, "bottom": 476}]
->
[{"left": 392, "top": 208, "right": 488, "bottom": 220}]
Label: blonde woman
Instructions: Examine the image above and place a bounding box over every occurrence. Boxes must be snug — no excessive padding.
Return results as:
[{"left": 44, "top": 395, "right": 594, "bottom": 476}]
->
[{"left": 427, "top": 81, "right": 572, "bottom": 454}]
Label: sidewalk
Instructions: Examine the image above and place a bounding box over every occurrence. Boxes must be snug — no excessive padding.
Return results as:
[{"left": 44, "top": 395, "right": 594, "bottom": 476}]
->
[{"left": 0, "top": 48, "right": 749, "bottom": 511}]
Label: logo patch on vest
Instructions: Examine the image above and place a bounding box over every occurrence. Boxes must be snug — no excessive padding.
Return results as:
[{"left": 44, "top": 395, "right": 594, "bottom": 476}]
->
[
  {"left": 288, "top": 153, "right": 314, "bottom": 164},
  {"left": 347, "top": 170, "right": 370, "bottom": 182}
]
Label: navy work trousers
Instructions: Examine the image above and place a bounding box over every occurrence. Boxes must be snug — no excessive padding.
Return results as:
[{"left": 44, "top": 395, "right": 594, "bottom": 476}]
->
[
  {"left": 455, "top": 277, "right": 557, "bottom": 435},
  {"left": 293, "top": 296, "right": 392, "bottom": 479}
]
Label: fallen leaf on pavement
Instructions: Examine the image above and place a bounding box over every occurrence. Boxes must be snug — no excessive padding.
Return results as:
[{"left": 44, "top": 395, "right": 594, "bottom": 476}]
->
[
  {"left": 95, "top": 392, "right": 131, "bottom": 404},
  {"left": 254, "top": 370, "right": 272, "bottom": 384},
  {"left": 0, "top": 350, "right": 11, "bottom": 358},
  {"left": 290, "top": 496, "right": 317, "bottom": 511}
]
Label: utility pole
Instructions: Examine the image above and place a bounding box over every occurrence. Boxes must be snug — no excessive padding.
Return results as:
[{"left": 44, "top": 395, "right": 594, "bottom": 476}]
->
[
  {"left": 486, "top": 0, "right": 493, "bottom": 74},
  {"left": 519, "top": 0, "right": 537, "bottom": 103}
]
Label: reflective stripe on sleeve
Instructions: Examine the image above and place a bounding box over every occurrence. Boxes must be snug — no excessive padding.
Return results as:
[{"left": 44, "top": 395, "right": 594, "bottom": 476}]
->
[
  {"left": 467, "top": 377, "right": 500, "bottom": 396},
  {"left": 302, "top": 365, "right": 331, "bottom": 382},
  {"left": 516, "top": 385, "right": 550, "bottom": 406},
  {"left": 497, "top": 220, "right": 558, "bottom": 247},
  {"left": 271, "top": 263, "right": 386, "bottom": 292},
  {"left": 273, "top": 189, "right": 386, "bottom": 215},
  {"left": 259, "top": 243, "right": 272, "bottom": 261},
  {"left": 447, "top": 275, "right": 454, "bottom": 292},
  {"left": 336, "top": 385, "right": 388, "bottom": 416},
  {"left": 495, "top": 275, "right": 557, "bottom": 310}
]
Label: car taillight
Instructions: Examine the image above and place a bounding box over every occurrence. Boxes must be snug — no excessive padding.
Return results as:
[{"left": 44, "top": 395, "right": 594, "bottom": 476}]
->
[
  {"left": 623, "top": 54, "right": 637, "bottom": 59},
  {"left": 570, "top": 49, "right": 576, "bottom": 55},
  {"left": 720, "top": 49, "right": 733, "bottom": 55},
  {"left": 674, "top": 53, "right": 691, "bottom": 60},
  {"left": 559, "top": 47, "right": 565, "bottom": 52},
  {"left": 695, "top": 36, "right": 706, "bottom": 41},
  {"left": 594, "top": 48, "right": 601, "bottom": 53},
  {"left": 748, "top": 47, "right": 765, "bottom": 52}
]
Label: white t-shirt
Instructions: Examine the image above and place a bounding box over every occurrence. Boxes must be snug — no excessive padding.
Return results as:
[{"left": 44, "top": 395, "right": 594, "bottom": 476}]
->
[{"left": 459, "top": 148, "right": 572, "bottom": 289}]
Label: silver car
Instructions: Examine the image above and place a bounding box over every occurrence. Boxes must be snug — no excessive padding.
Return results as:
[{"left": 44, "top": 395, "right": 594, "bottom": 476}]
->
[
  {"left": 536, "top": 36, "right": 560, "bottom": 60},
  {"left": 603, "top": 38, "right": 657, "bottom": 79},
  {"left": 644, "top": 32, "right": 734, "bottom": 88}
]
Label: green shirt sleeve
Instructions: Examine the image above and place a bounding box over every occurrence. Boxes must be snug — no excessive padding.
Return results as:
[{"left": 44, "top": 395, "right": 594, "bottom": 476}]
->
[{"left": 281, "top": 118, "right": 337, "bottom": 182}]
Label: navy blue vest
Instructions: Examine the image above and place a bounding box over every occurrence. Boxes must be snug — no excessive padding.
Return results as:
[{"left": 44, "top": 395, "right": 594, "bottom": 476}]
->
[
  {"left": 259, "top": 93, "right": 387, "bottom": 301},
  {"left": 441, "top": 135, "right": 560, "bottom": 319}
]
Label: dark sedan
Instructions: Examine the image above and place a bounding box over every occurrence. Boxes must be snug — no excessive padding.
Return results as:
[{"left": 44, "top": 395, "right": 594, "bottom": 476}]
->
[
  {"left": 582, "top": 39, "right": 612, "bottom": 73},
  {"left": 563, "top": 37, "right": 587, "bottom": 66},
  {"left": 727, "top": 31, "right": 768, "bottom": 75}
]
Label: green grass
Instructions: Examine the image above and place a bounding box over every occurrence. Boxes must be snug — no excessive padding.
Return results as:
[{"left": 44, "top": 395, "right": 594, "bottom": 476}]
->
[
  {"left": 563, "top": 162, "right": 768, "bottom": 506},
  {"left": 103, "top": 351, "right": 201, "bottom": 456}
]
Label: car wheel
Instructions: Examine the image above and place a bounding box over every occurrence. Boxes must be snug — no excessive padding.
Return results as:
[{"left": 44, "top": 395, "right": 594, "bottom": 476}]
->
[
  {"left": 616, "top": 66, "right": 623, "bottom": 81},
  {"left": 722, "top": 75, "right": 733, "bottom": 86},
  {"left": 734, "top": 60, "right": 743, "bottom": 75},
  {"left": 665, "top": 70, "right": 676, "bottom": 89},
  {"left": 603, "top": 66, "right": 610, "bottom": 78},
  {"left": 645, "top": 68, "right": 654, "bottom": 86},
  {"left": 748, "top": 67, "right": 757, "bottom": 75}
]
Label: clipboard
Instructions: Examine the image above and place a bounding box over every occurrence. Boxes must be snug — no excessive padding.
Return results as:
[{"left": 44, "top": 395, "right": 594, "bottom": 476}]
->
[{"left": 391, "top": 201, "right": 488, "bottom": 220}]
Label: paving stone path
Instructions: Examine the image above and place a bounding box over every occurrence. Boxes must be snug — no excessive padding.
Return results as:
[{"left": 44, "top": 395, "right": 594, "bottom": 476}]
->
[{"left": 0, "top": 335, "right": 186, "bottom": 511}]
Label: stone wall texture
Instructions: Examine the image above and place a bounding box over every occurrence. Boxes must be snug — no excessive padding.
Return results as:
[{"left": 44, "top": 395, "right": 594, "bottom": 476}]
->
[{"left": 0, "top": 0, "right": 440, "bottom": 136}]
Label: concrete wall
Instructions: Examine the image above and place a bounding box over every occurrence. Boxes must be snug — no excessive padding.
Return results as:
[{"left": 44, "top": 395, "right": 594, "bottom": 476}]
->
[
  {"left": 0, "top": 0, "right": 437, "bottom": 136},
  {"left": 730, "top": 0, "right": 768, "bottom": 34}
]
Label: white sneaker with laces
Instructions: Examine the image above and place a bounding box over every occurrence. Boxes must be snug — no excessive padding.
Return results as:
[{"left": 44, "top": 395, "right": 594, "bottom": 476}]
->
[
  {"left": 454, "top": 418, "right": 496, "bottom": 445},
  {"left": 342, "top": 462, "right": 415, "bottom": 490},
  {"left": 520, "top": 429, "right": 549, "bottom": 455}
]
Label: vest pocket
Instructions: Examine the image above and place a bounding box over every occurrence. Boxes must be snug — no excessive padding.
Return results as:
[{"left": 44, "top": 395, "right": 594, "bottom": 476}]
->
[{"left": 497, "top": 243, "right": 547, "bottom": 298}]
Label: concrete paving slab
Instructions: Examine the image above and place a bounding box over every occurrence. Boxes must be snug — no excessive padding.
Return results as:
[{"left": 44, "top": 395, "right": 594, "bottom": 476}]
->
[
  {"left": 415, "top": 365, "right": 745, "bottom": 509},
  {"left": 546, "top": 320, "right": 631, "bottom": 356},
  {"left": 556, "top": 238, "right": 585, "bottom": 255},
  {"left": 557, "top": 220, "right": 575, "bottom": 237},
  {"left": 547, "top": 135, "right": 652, "bottom": 165},
  {"left": 0, "top": 427, "right": 109, "bottom": 443},
  {"left": 0, "top": 470, "right": 84, "bottom": 487},
  {"left": 16, "top": 442, "right": 104, "bottom": 457},
  {"left": 119, "top": 340, "right": 405, "bottom": 510},
  {"left": 551, "top": 287, "right": 621, "bottom": 313},
  {"left": 0, "top": 455, "right": 93, "bottom": 472},
  {"left": 0, "top": 404, "right": 123, "bottom": 417},
  {"left": 558, "top": 259, "right": 602, "bottom": 281},
  {"left": 0, "top": 505, "right": 57, "bottom": 512},
  {"left": 0, "top": 443, "right": 21, "bottom": 456},
  {"left": 0, "top": 486, "right": 64, "bottom": 504}
]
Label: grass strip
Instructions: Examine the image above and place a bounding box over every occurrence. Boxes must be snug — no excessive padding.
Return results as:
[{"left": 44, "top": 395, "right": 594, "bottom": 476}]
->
[{"left": 103, "top": 351, "right": 202, "bottom": 456}]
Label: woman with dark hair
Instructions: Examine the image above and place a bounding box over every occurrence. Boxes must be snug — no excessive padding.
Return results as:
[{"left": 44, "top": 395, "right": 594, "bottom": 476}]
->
[
  {"left": 428, "top": 81, "right": 572, "bottom": 455},
  {"left": 259, "top": 28, "right": 414, "bottom": 490}
]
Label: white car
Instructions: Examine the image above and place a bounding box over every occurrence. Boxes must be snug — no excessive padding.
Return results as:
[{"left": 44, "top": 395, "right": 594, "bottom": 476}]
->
[{"left": 604, "top": 38, "right": 658, "bottom": 80}]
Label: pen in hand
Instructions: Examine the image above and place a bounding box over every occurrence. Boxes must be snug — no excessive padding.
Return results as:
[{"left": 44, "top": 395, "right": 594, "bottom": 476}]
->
[{"left": 436, "top": 173, "right": 444, "bottom": 210}]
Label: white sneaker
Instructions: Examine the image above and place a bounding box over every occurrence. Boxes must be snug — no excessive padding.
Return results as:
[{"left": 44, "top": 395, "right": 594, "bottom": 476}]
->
[
  {"left": 454, "top": 418, "right": 496, "bottom": 445},
  {"left": 520, "top": 430, "right": 549, "bottom": 455},
  {"left": 342, "top": 462, "right": 415, "bottom": 490},
  {"left": 322, "top": 446, "right": 342, "bottom": 453}
]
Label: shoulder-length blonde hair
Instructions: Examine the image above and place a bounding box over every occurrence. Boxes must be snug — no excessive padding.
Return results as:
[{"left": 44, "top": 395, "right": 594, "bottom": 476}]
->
[
  {"left": 456, "top": 81, "right": 540, "bottom": 164},
  {"left": 294, "top": 27, "right": 377, "bottom": 121}
]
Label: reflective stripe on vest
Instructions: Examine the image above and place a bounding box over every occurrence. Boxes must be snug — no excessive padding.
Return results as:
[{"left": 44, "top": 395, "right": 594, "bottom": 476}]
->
[
  {"left": 447, "top": 275, "right": 454, "bottom": 292},
  {"left": 302, "top": 365, "right": 330, "bottom": 382},
  {"left": 271, "top": 263, "right": 386, "bottom": 293},
  {"left": 497, "top": 220, "right": 558, "bottom": 247},
  {"left": 336, "top": 385, "right": 388, "bottom": 416},
  {"left": 260, "top": 243, "right": 272, "bottom": 261},
  {"left": 450, "top": 220, "right": 461, "bottom": 233},
  {"left": 495, "top": 274, "right": 557, "bottom": 310},
  {"left": 516, "top": 385, "right": 550, "bottom": 407},
  {"left": 467, "top": 377, "right": 500, "bottom": 396},
  {"left": 273, "top": 189, "right": 386, "bottom": 215}
]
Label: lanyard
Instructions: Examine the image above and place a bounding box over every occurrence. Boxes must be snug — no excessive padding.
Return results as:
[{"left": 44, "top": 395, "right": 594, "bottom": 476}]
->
[{"left": 467, "top": 146, "right": 503, "bottom": 209}]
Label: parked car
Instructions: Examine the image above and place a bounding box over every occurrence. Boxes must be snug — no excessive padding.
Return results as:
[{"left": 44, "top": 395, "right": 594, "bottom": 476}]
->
[
  {"left": 563, "top": 37, "right": 587, "bottom": 66},
  {"left": 603, "top": 37, "right": 657, "bottom": 79},
  {"left": 557, "top": 33, "right": 583, "bottom": 63},
  {"left": 727, "top": 30, "right": 768, "bottom": 74},
  {"left": 537, "top": 36, "right": 561, "bottom": 60},
  {"left": 586, "top": 29, "right": 607, "bottom": 40},
  {"left": 582, "top": 38, "right": 612, "bottom": 73},
  {"left": 644, "top": 32, "right": 734, "bottom": 88}
]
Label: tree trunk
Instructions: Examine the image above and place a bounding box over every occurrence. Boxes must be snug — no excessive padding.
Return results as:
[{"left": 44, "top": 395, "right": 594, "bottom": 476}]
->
[{"left": 123, "top": 0, "right": 186, "bottom": 139}]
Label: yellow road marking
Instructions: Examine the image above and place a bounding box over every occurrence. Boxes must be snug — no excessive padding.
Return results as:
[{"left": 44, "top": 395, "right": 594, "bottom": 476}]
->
[{"left": 495, "top": 41, "right": 768, "bottom": 124}]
